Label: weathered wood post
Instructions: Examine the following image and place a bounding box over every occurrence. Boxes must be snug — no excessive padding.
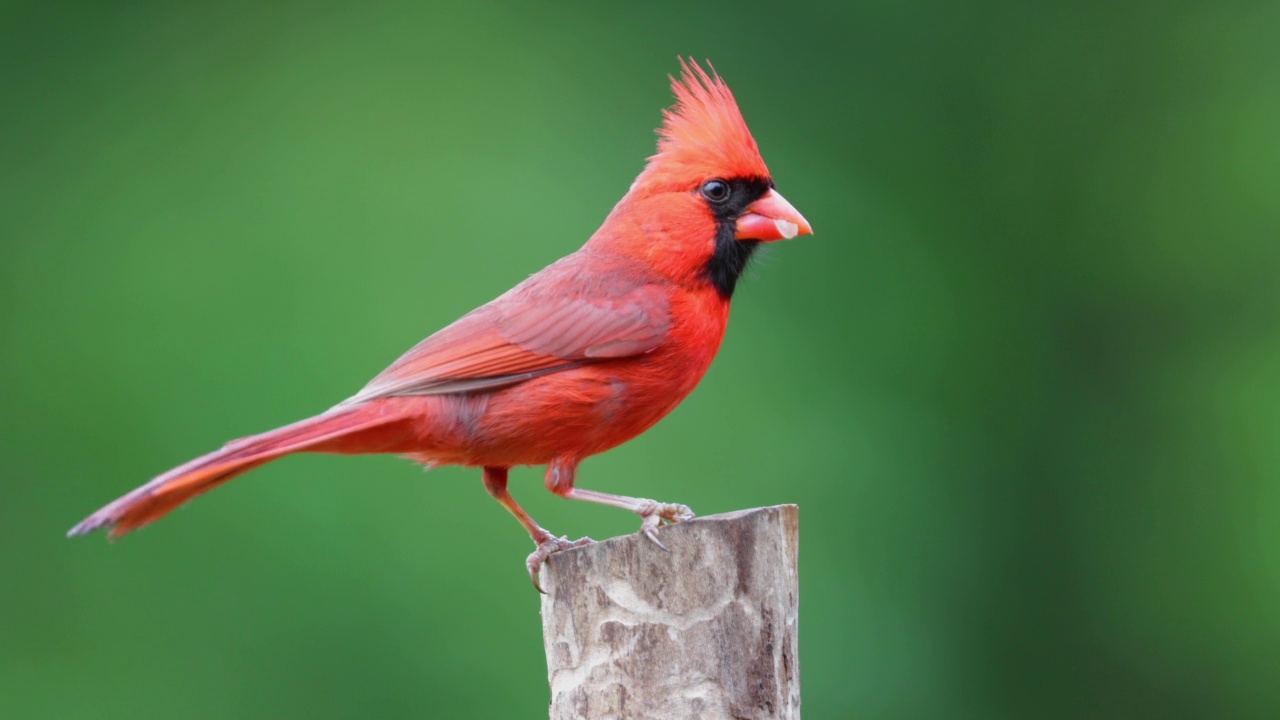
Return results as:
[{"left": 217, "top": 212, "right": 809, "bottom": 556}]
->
[{"left": 539, "top": 505, "right": 800, "bottom": 719}]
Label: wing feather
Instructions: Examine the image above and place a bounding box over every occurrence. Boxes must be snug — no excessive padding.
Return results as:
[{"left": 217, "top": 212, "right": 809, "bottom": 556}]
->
[{"left": 341, "top": 253, "right": 672, "bottom": 405}]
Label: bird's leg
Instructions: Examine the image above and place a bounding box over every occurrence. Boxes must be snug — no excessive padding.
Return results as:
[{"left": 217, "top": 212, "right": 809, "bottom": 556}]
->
[
  {"left": 482, "top": 466, "right": 592, "bottom": 592},
  {"left": 565, "top": 489, "right": 696, "bottom": 550},
  {"left": 544, "top": 457, "right": 695, "bottom": 551}
]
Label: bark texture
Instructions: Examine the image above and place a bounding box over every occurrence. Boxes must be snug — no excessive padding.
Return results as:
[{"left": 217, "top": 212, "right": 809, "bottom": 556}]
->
[{"left": 540, "top": 505, "right": 800, "bottom": 720}]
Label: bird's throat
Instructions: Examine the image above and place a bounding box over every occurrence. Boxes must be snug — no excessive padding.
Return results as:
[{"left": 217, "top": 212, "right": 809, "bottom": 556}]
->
[{"left": 705, "top": 223, "right": 760, "bottom": 299}]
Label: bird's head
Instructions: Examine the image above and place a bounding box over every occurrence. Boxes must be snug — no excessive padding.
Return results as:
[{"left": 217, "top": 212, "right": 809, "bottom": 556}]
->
[{"left": 593, "top": 59, "right": 812, "bottom": 298}]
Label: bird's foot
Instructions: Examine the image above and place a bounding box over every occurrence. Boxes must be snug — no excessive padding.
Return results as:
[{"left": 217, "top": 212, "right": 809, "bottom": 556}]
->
[
  {"left": 527, "top": 532, "right": 594, "bottom": 593},
  {"left": 636, "top": 500, "right": 696, "bottom": 551}
]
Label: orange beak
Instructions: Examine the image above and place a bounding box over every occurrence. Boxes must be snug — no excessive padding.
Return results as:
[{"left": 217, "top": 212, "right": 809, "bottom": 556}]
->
[{"left": 734, "top": 189, "right": 813, "bottom": 242}]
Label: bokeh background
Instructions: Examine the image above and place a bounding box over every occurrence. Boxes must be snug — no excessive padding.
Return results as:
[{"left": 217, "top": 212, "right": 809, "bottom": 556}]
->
[{"left": 3, "top": 1, "right": 1278, "bottom": 718}]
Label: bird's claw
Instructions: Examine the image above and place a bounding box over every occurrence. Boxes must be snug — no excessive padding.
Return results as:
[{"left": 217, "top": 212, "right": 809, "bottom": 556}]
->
[
  {"left": 636, "top": 500, "right": 695, "bottom": 551},
  {"left": 527, "top": 533, "right": 594, "bottom": 593}
]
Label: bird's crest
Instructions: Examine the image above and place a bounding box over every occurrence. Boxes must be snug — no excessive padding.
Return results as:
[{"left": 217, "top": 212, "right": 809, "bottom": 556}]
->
[{"left": 637, "top": 59, "right": 771, "bottom": 191}]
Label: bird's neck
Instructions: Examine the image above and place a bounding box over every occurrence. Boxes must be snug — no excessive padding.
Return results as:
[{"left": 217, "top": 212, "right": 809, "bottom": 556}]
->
[{"left": 585, "top": 191, "right": 722, "bottom": 294}]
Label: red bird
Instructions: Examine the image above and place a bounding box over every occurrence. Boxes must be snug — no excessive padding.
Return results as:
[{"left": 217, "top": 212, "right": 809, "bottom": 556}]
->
[{"left": 69, "top": 59, "right": 812, "bottom": 589}]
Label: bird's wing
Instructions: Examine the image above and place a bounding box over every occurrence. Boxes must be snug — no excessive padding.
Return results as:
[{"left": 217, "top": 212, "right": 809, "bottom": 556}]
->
[{"left": 341, "top": 253, "right": 672, "bottom": 404}]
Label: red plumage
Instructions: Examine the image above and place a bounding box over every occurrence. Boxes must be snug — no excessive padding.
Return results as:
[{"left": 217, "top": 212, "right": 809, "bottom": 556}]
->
[{"left": 69, "top": 59, "right": 813, "bottom": 588}]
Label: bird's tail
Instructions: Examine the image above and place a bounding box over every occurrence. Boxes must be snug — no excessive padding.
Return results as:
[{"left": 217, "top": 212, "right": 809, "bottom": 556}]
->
[{"left": 67, "top": 403, "right": 412, "bottom": 538}]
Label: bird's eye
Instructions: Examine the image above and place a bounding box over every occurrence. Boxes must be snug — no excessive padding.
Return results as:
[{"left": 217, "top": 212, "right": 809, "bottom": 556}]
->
[{"left": 701, "top": 179, "right": 731, "bottom": 203}]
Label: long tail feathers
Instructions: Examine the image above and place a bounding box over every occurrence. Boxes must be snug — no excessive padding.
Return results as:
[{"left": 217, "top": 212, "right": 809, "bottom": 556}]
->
[{"left": 67, "top": 404, "right": 410, "bottom": 539}]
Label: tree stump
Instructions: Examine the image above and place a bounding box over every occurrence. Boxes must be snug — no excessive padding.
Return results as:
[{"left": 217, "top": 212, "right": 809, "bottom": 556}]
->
[{"left": 539, "top": 505, "right": 800, "bottom": 720}]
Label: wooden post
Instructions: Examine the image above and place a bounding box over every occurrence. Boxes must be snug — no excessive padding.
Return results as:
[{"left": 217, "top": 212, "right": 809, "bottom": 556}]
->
[{"left": 539, "top": 505, "right": 800, "bottom": 720}]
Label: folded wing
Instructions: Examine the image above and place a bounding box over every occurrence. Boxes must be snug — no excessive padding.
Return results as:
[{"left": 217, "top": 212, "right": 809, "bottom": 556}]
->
[{"left": 341, "top": 253, "right": 672, "bottom": 404}]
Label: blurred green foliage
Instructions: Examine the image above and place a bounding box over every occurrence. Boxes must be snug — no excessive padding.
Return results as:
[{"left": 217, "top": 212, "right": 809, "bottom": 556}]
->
[{"left": 3, "top": 0, "right": 1278, "bottom": 718}]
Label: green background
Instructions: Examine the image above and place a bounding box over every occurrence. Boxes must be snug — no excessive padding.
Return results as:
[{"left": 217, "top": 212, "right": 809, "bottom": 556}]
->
[{"left": 3, "top": 1, "right": 1278, "bottom": 718}]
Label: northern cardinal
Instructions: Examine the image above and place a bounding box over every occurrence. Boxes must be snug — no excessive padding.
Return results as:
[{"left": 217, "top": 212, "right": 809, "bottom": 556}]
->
[{"left": 69, "top": 59, "right": 812, "bottom": 589}]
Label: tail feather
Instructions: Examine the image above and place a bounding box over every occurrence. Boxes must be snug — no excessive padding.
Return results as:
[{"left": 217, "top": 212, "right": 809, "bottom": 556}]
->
[{"left": 68, "top": 404, "right": 411, "bottom": 538}]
